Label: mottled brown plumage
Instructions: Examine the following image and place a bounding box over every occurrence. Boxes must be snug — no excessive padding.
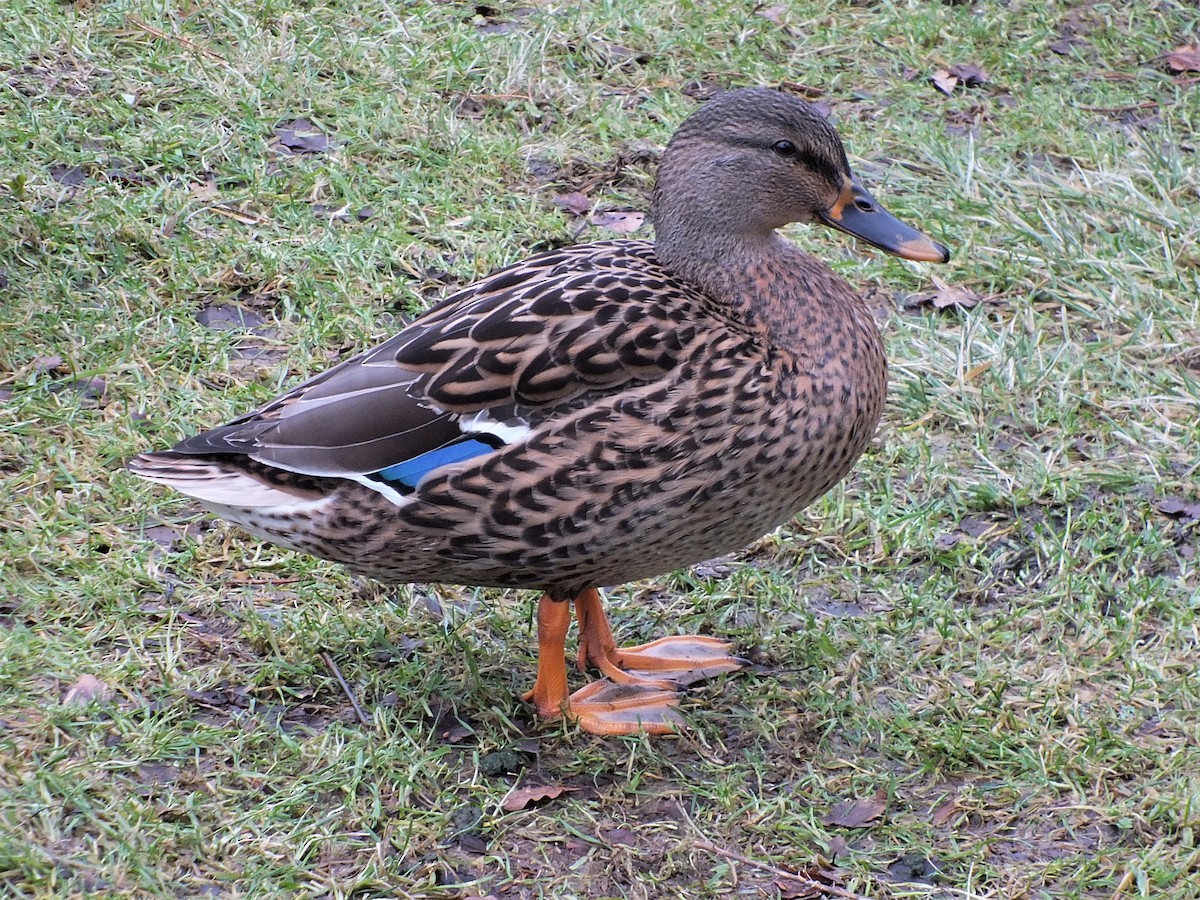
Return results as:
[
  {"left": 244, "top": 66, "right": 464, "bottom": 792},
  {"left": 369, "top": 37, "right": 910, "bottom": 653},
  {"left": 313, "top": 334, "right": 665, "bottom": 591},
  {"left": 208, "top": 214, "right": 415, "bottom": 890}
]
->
[{"left": 130, "top": 88, "right": 949, "bottom": 734}]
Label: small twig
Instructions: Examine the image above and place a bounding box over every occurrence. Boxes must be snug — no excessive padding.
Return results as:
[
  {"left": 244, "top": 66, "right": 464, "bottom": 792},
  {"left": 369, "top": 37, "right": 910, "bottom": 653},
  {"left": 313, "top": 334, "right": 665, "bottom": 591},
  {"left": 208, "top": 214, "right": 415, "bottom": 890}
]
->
[
  {"left": 321, "top": 651, "right": 371, "bottom": 726},
  {"left": 127, "top": 18, "right": 228, "bottom": 64},
  {"left": 694, "top": 842, "right": 871, "bottom": 900}
]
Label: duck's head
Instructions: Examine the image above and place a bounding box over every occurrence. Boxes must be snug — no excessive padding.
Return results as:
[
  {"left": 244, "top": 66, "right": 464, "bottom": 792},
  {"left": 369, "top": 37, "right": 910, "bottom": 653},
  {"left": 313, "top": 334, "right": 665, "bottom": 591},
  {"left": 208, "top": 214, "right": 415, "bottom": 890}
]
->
[{"left": 651, "top": 88, "right": 950, "bottom": 264}]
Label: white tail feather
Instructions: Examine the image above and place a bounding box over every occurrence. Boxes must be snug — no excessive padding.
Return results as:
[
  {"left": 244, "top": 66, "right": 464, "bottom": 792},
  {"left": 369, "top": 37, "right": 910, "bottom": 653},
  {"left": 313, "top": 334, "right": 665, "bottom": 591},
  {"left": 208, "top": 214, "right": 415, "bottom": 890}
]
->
[{"left": 128, "top": 454, "right": 308, "bottom": 509}]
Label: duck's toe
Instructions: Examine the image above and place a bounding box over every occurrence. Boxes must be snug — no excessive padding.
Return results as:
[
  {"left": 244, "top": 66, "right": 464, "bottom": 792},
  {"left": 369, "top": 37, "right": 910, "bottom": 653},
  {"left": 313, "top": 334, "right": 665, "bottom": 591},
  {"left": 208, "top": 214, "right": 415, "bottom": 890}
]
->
[{"left": 566, "top": 680, "right": 685, "bottom": 735}]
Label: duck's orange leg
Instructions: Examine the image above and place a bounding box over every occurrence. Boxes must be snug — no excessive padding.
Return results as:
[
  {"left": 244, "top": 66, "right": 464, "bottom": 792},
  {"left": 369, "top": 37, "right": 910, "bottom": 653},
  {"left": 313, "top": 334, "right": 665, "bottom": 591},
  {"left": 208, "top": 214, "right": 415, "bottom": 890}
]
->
[
  {"left": 522, "top": 592, "right": 686, "bottom": 735},
  {"left": 574, "top": 587, "right": 746, "bottom": 686},
  {"left": 522, "top": 594, "right": 573, "bottom": 721}
]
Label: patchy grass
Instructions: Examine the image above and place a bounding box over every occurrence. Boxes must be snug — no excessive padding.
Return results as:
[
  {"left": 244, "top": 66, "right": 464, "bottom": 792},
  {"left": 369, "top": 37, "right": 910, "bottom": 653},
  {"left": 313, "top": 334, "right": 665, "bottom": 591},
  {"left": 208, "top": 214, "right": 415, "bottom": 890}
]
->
[{"left": 2, "top": 0, "right": 1198, "bottom": 897}]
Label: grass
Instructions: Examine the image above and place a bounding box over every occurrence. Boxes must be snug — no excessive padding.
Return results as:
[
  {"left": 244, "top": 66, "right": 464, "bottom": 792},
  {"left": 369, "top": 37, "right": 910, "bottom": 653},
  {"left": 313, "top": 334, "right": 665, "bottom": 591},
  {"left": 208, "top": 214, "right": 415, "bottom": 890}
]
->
[{"left": 2, "top": 0, "right": 1198, "bottom": 896}]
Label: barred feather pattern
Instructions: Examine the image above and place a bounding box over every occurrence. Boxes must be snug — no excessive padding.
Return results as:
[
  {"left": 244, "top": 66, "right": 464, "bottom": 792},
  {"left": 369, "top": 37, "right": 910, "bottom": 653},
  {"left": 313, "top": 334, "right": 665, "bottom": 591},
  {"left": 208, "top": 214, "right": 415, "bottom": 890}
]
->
[{"left": 132, "top": 237, "right": 885, "bottom": 599}]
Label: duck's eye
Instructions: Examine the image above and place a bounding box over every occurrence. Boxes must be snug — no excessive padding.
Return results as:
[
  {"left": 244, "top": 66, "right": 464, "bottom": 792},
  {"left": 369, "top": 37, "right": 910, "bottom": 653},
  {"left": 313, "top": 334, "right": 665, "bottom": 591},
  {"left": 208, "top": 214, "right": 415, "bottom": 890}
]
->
[
  {"left": 854, "top": 197, "right": 875, "bottom": 212},
  {"left": 772, "top": 140, "right": 798, "bottom": 157}
]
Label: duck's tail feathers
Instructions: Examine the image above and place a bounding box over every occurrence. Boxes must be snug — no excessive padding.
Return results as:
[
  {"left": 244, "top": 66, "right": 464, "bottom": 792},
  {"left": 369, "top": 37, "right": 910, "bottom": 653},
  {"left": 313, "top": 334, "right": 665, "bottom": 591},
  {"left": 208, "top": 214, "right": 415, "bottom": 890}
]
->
[{"left": 127, "top": 452, "right": 316, "bottom": 509}]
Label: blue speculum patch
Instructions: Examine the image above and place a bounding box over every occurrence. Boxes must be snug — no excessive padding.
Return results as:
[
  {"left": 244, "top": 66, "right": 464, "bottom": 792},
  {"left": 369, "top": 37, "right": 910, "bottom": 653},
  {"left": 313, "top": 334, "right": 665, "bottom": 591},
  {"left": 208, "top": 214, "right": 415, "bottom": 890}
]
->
[{"left": 375, "top": 437, "right": 500, "bottom": 489}]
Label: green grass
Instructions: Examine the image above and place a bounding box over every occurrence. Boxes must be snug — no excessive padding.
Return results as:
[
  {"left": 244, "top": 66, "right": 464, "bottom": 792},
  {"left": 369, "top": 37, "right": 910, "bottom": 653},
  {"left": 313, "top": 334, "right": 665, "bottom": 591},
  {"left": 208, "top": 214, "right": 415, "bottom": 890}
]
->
[{"left": 2, "top": 0, "right": 1199, "bottom": 896}]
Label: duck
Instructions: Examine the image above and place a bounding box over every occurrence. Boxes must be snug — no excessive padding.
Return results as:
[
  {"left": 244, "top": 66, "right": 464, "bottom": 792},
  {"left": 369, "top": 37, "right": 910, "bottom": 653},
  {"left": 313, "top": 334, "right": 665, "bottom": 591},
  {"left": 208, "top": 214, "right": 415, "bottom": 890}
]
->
[{"left": 129, "top": 88, "right": 949, "bottom": 735}]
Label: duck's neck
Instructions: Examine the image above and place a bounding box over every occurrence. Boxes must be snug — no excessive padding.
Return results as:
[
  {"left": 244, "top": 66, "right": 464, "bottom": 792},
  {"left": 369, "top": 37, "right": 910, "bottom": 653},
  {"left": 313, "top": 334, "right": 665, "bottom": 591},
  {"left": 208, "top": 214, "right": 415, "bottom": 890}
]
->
[{"left": 652, "top": 217, "right": 864, "bottom": 350}]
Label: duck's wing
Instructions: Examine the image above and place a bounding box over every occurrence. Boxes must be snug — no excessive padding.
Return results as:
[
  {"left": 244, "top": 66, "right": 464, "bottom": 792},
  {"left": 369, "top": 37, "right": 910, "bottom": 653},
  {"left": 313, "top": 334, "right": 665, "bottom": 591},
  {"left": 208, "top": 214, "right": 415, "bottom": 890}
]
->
[{"left": 154, "top": 240, "right": 733, "bottom": 497}]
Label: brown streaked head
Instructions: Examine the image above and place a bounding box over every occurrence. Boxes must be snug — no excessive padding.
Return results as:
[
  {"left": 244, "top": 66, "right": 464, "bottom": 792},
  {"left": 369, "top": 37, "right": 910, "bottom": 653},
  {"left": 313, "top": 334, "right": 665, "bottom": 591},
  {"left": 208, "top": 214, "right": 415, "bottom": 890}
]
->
[{"left": 651, "top": 87, "right": 949, "bottom": 264}]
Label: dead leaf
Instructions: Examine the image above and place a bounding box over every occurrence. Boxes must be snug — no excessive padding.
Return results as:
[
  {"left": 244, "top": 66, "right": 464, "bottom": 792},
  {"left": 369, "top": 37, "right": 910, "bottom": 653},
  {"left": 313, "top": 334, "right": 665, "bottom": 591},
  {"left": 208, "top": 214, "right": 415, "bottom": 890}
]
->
[
  {"left": 274, "top": 118, "right": 331, "bottom": 154},
  {"left": 501, "top": 782, "right": 577, "bottom": 811},
  {"left": 825, "top": 834, "right": 850, "bottom": 859},
  {"left": 1158, "top": 498, "right": 1200, "bottom": 522},
  {"left": 32, "top": 355, "right": 66, "bottom": 374},
  {"left": 190, "top": 175, "right": 219, "bottom": 201},
  {"left": 933, "top": 63, "right": 987, "bottom": 95},
  {"left": 948, "top": 62, "right": 989, "bottom": 86},
  {"left": 602, "top": 827, "right": 637, "bottom": 846},
  {"left": 931, "top": 69, "right": 958, "bottom": 96},
  {"left": 1167, "top": 43, "right": 1200, "bottom": 74},
  {"left": 756, "top": 4, "right": 789, "bottom": 25},
  {"left": 934, "top": 532, "right": 962, "bottom": 551},
  {"left": 553, "top": 191, "right": 591, "bottom": 216},
  {"left": 590, "top": 209, "right": 644, "bottom": 233},
  {"left": 455, "top": 94, "right": 487, "bottom": 119},
  {"left": 905, "top": 281, "right": 985, "bottom": 311},
  {"left": 103, "top": 159, "right": 147, "bottom": 186},
  {"left": 63, "top": 674, "right": 114, "bottom": 706},
  {"left": 1048, "top": 37, "right": 1081, "bottom": 56},
  {"left": 145, "top": 525, "right": 185, "bottom": 548},
  {"left": 45, "top": 369, "right": 106, "bottom": 402},
  {"left": 930, "top": 797, "right": 959, "bottom": 826},
  {"left": 49, "top": 164, "right": 86, "bottom": 186},
  {"left": 822, "top": 791, "right": 886, "bottom": 828},
  {"left": 196, "top": 303, "right": 267, "bottom": 332},
  {"left": 774, "top": 878, "right": 817, "bottom": 899}
]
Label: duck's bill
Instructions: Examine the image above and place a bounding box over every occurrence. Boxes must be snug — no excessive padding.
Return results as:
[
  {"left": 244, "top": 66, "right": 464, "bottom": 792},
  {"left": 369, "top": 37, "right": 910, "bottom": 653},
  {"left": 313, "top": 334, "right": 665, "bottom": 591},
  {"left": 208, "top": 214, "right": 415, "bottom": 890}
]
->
[{"left": 817, "top": 176, "right": 950, "bottom": 263}]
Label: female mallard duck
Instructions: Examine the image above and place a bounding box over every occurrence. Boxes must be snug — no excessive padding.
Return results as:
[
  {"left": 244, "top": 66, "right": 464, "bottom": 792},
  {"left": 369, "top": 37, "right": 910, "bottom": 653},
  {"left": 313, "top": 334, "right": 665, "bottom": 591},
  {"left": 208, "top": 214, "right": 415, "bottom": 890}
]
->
[{"left": 130, "top": 88, "right": 949, "bottom": 735}]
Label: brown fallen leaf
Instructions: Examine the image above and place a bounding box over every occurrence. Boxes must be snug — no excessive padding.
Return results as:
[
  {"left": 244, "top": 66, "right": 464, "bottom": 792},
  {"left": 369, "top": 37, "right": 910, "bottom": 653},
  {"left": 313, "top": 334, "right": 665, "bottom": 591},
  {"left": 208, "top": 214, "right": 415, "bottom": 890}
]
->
[
  {"left": 931, "top": 69, "right": 958, "bottom": 96},
  {"left": 49, "top": 164, "right": 86, "bottom": 186},
  {"left": 590, "top": 209, "right": 644, "bottom": 233},
  {"left": 903, "top": 279, "right": 985, "bottom": 312},
  {"left": 190, "top": 175, "right": 219, "bottom": 201},
  {"left": 930, "top": 797, "right": 959, "bottom": 826},
  {"left": 274, "top": 117, "right": 331, "bottom": 154},
  {"left": 948, "top": 62, "right": 989, "bottom": 86},
  {"left": 57, "top": 377, "right": 107, "bottom": 402},
  {"left": 501, "top": 782, "right": 578, "bottom": 811},
  {"left": 32, "top": 355, "right": 66, "bottom": 374},
  {"left": 103, "top": 159, "right": 147, "bottom": 186},
  {"left": 756, "top": 4, "right": 789, "bottom": 26},
  {"left": 822, "top": 790, "right": 887, "bottom": 828},
  {"left": 1167, "top": 43, "right": 1200, "bottom": 74},
  {"left": 1157, "top": 498, "right": 1200, "bottom": 522},
  {"left": 553, "top": 191, "right": 591, "bottom": 217},
  {"left": 931, "top": 284, "right": 982, "bottom": 309},
  {"left": 603, "top": 827, "right": 637, "bottom": 846},
  {"left": 63, "top": 674, "right": 114, "bottom": 707},
  {"left": 1048, "top": 36, "right": 1082, "bottom": 56},
  {"left": 144, "top": 524, "right": 188, "bottom": 548},
  {"left": 774, "top": 876, "right": 820, "bottom": 899},
  {"left": 196, "top": 303, "right": 268, "bottom": 332},
  {"left": 933, "top": 532, "right": 963, "bottom": 551}
]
